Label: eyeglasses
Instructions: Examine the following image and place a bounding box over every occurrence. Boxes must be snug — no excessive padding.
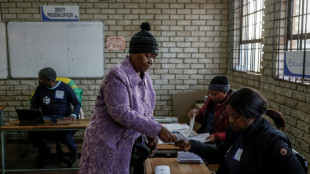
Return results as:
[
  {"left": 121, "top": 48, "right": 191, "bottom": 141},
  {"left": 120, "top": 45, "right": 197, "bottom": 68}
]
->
[{"left": 145, "top": 54, "right": 156, "bottom": 62}]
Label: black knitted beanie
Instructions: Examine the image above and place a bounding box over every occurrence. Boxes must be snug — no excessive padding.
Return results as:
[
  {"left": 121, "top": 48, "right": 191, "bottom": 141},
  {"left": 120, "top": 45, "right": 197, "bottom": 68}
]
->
[
  {"left": 129, "top": 22, "right": 159, "bottom": 55},
  {"left": 208, "top": 76, "right": 230, "bottom": 92}
]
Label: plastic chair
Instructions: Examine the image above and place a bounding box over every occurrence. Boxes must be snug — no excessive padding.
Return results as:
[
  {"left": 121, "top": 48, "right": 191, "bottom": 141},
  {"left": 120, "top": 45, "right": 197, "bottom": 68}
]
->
[{"left": 55, "top": 77, "right": 84, "bottom": 119}]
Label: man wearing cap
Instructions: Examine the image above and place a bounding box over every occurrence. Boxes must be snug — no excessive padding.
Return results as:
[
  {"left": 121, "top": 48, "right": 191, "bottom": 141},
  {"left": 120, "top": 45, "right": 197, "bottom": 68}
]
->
[
  {"left": 28, "top": 67, "right": 81, "bottom": 168},
  {"left": 79, "top": 22, "right": 176, "bottom": 174},
  {"left": 188, "top": 76, "right": 234, "bottom": 144}
]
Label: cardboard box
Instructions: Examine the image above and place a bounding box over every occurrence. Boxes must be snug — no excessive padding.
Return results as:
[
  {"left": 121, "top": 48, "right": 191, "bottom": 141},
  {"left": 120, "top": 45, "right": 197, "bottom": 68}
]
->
[{"left": 172, "top": 90, "right": 207, "bottom": 125}]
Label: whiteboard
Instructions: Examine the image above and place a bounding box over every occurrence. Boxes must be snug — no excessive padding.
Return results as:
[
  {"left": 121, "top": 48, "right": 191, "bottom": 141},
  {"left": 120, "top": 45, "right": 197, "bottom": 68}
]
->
[
  {"left": 0, "top": 23, "right": 8, "bottom": 79},
  {"left": 8, "top": 22, "right": 104, "bottom": 78}
]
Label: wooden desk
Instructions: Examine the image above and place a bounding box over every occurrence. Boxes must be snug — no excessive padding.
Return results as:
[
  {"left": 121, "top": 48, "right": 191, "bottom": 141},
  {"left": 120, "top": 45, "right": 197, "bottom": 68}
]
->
[
  {"left": 145, "top": 158, "right": 211, "bottom": 174},
  {"left": 156, "top": 143, "right": 180, "bottom": 157},
  {"left": 0, "top": 118, "right": 90, "bottom": 174},
  {"left": 0, "top": 118, "right": 90, "bottom": 130},
  {"left": 157, "top": 144, "right": 180, "bottom": 150}
]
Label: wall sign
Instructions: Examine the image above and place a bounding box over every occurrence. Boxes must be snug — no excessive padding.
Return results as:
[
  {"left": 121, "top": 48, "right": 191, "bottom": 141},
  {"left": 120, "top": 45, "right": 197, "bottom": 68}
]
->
[
  {"left": 40, "top": 5, "right": 79, "bottom": 21},
  {"left": 284, "top": 51, "right": 310, "bottom": 78},
  {"left": 106, "top": 37, "right": 125, "bottom": 50}
]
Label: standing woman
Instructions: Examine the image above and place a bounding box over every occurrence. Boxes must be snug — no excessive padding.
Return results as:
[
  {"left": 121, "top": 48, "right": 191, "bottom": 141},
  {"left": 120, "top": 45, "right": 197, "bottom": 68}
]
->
[
  {"left": 79, "top": 22, "right": 176, "bottom": 174},
  {"left": 176, "top": 87, "right": 304, "bottom": 174}
]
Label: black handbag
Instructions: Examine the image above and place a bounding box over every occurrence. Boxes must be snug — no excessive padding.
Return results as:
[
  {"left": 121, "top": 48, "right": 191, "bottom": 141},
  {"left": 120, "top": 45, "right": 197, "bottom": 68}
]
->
[{"left": 130, "top": 137, "right": 150, "bottom": 166}]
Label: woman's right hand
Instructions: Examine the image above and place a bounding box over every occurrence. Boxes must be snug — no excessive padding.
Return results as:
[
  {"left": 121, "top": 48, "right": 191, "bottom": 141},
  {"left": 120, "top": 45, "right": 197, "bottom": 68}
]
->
[
  {"left": 175, "top": 139, "right": 191, "bottom": 152},
  {"left": 187, "top": 109, "right": 198, "bottom": 119},
  {"left": 158, "top": 126, "right": 177, "bottom": 143}
]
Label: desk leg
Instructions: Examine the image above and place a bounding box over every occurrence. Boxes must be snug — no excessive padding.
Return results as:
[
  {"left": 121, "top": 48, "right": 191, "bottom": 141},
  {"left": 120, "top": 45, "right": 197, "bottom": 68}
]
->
[
  {"left": 1, "top": 131, "right": 6, "bottom": 174},
  {"left": 145, "top": 159, "right": 153, "bottom": 174},
  {"left": 0, "top": 111, "right": 3, "bottom": 126}
]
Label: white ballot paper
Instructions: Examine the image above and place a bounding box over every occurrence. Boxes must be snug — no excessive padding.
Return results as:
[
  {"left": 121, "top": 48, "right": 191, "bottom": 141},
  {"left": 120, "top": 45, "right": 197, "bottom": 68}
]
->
[
  {"left": 189, "top": 114, "right": 195, "bottom": 131},
  {"left": 173, "top": 131, "right": 188, "bottom": 142},
  {"left": 159, "top": 114, "right": 209, "bottom": 144},
  {"left": 183, "top": 113, "right": 210, "bottom": 143},
  {"left": 183, "top": 114, "right": 197, "bottom": 137},
  {"left": 159, "top": 123, "right": 190, "bottom": 144},
  {"left": 189, "top": 133, "right": 210, "bottom": 143}
]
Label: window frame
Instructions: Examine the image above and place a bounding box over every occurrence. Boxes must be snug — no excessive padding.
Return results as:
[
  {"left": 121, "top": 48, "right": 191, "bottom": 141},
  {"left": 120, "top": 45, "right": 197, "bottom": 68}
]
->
[
  {"left": 272, "top": 0, "right": 310, "bottom": 85},
  {"left": 230, "top": 0, "right": 264, "bottom": 74}
]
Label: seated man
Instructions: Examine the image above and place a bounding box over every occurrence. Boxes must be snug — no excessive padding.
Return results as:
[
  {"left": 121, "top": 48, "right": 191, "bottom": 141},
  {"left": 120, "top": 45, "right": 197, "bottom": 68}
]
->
[
  {"left": 187, "top": 76, "right": 234, "bottom": 144},
  {"left": 28, "top": 67, "right": 81, "bottom": 168}
]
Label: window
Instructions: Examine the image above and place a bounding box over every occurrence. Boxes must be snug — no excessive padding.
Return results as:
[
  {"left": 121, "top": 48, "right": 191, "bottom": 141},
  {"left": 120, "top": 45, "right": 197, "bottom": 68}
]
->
[
  {"left": 230, "top": 0, "right": 264, "bottom": 73},
  {"left": 273, "top": 0, "right": 310, "bottom": 85}
]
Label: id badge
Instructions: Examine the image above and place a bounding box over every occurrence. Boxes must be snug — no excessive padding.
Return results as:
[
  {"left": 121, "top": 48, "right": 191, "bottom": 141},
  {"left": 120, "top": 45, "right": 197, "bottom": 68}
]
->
[
  {"left": 233, "top": 148, "right": 243, "bottom": 161},
  {"left": 55, "top": 90, "right": 64, "bottom": 99}
]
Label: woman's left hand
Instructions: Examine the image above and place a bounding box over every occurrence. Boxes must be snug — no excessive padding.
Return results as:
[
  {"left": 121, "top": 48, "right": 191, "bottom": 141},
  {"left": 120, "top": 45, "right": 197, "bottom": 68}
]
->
[
  {"left": 206, "top": 134, "right": 215, "bottom": 144},
  {"left": 147, "top": 137, "right": 158, "bottom": 157},
  {"left": 175, "top": 139, "right": 191, "bottom": 152}
]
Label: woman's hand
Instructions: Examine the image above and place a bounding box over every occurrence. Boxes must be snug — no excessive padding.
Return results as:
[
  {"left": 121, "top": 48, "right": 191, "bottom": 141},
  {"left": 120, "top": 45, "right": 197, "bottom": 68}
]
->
[
  {"left": 147, "top": 137, "right": 158, "bottom": 157},
  {"left": 158, "top": 126, "right": 177, "bottom": 143},
  {"left": 206, "top": 134, "right": 215, "bottom": 144},
  {"left": 63, "top": 116, "right": 76, "bottom": 122},
  {"left": 175, "top": 139, "right": 191, "bottom": 152},
  {"left": 187, "top": 109, "right": 198, "bottom": 119}
]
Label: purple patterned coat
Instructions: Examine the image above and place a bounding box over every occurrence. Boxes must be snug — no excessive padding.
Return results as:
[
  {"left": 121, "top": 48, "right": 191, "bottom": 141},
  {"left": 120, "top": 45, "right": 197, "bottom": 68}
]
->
[{"left": 79, "top": 56, "right": 162, "bottom": 174}]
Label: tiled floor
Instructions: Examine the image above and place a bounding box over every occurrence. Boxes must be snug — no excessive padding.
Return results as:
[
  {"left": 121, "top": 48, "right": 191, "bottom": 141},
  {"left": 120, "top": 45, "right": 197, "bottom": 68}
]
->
[{"left": 3, "top": 139, "right": 81, "bottom": 174}]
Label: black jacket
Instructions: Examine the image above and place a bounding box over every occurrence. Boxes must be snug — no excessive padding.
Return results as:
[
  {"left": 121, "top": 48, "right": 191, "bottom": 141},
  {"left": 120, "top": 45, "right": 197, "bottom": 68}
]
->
[{"left": 189, "top": 117, "right": 304, "bottom": 174}]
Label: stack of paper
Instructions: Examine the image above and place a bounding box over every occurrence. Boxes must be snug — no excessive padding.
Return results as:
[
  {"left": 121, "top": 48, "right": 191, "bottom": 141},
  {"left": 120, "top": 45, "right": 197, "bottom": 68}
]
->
[
  {"left": 162, "top": 123, "right": 189, "bottom": 131},
  {"left": 154, "top": 116, "right": 178, "bottom": 123},
  {"left": 177, "top": 151, "right": 203, "bottom": 164}
]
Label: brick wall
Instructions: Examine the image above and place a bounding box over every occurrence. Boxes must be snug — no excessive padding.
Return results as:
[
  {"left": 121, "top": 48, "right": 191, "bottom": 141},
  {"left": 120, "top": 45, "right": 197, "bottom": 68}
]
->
[{"left": 0, "top": 1, "right": 229, "bottom": 123}]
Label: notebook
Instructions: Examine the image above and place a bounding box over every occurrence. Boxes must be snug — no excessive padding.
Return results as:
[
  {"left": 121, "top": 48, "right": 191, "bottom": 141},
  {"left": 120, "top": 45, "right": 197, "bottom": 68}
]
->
[
  {"left": 16, "top": 109, "right": 44, "bottom": 126},
  {"left": 177, "top": 151, "right": 203, "bottom": 164}
]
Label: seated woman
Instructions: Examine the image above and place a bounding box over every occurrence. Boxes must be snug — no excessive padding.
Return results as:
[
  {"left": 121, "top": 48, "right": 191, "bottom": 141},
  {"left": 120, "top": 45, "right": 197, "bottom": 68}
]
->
[{"left": 175, "top": 87, "right": 304, "bottom": 174}]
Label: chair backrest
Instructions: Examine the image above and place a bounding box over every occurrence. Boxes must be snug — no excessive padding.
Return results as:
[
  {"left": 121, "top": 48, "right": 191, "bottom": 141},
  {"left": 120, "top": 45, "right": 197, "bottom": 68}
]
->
[
  {"left": 30, "top": 77, "right": 84, "bottom": 119},
  {"left": 292, "top": 149, "right": 308, "bottom": 174},
  {"left": 55, "top": 77, "right": 83, "bottom": 106}
]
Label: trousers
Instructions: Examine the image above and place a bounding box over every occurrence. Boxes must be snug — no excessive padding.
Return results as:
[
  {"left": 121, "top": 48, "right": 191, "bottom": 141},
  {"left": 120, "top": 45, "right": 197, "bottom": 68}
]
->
[{"left": 28, "top": 130, "right": 77, "bottom": 157}]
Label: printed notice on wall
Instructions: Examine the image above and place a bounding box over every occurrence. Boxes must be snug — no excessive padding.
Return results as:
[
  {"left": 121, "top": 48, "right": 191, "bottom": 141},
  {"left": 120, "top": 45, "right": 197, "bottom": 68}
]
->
[
  {"left": 40, "top": 5, "right": 79, "bottom": 21},
  {"left": 284, "top": 51, "right": 310, "bottom": 78},
  {"left": 106, "top": 37, "right": 125, "bottom": 50}
]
